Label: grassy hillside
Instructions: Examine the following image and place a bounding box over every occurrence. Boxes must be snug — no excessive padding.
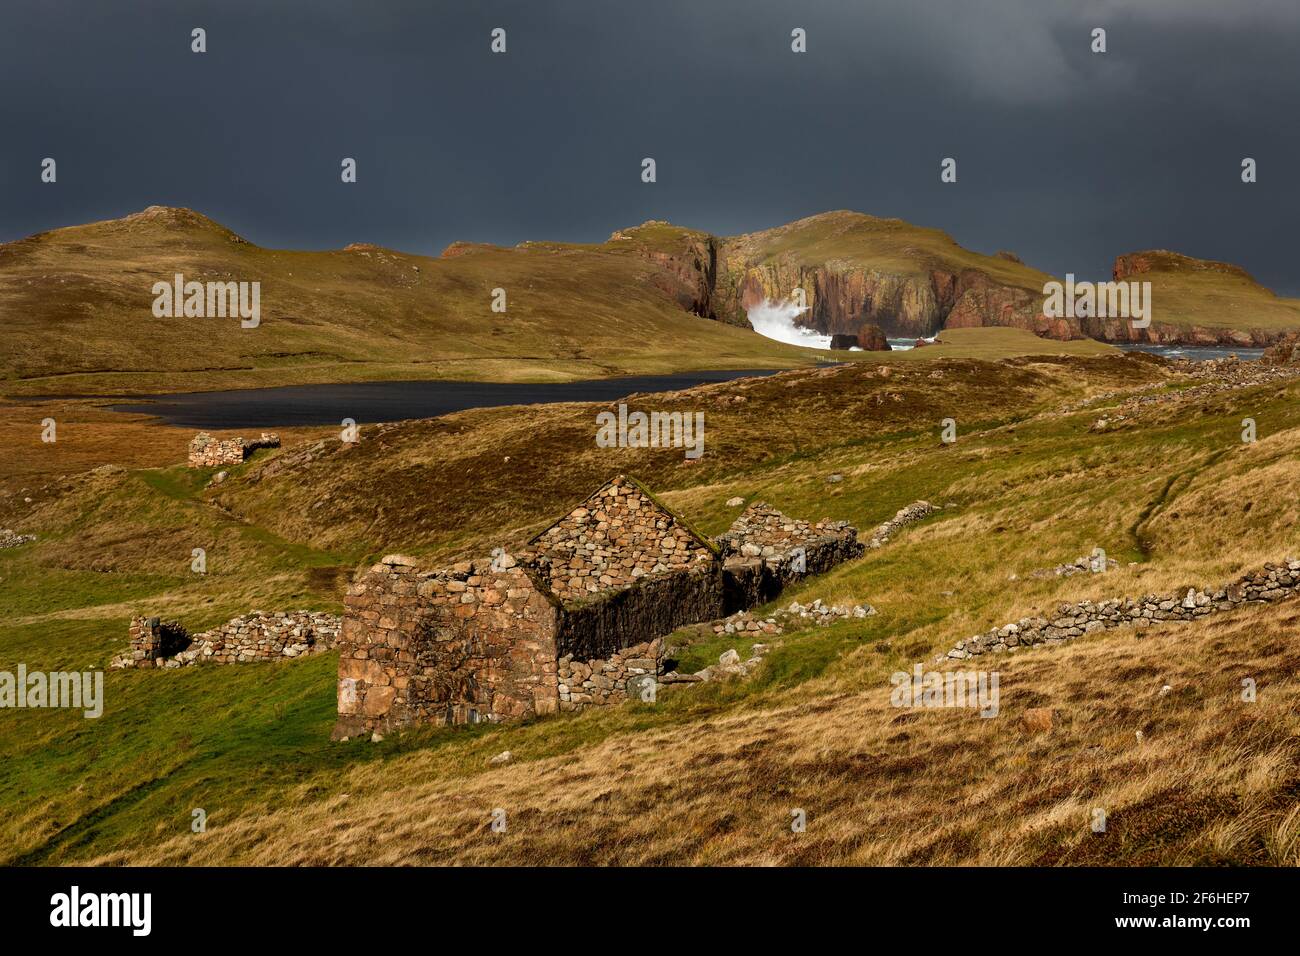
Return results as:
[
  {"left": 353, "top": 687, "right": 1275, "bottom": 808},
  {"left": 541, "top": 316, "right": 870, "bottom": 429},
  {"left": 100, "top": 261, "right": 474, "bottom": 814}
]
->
[
  {"left": 1114, "top": 250, "right": 1300, "bottom": 336},
  {"left": 3, "top": 350, "right": 1299, "bottom": 865},
  {"left": 8, "top": 207, "right": 1297, "bottom": 401},
  {"left": 0, "top": 207, "right": 824, "bottom": 396},
  {"left": 724, "top": 209, "right": 1053, "bottom": 291}
]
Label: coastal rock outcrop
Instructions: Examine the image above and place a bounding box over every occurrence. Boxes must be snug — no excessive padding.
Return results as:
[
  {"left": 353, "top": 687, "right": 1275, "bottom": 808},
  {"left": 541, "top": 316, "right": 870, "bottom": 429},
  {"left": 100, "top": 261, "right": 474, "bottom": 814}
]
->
[
  {"left": 857, "top": 324, "right": 892, "bottom": 351},
  {"left": 1261, "top": 332, "right": 1300, "bottom": 366}
]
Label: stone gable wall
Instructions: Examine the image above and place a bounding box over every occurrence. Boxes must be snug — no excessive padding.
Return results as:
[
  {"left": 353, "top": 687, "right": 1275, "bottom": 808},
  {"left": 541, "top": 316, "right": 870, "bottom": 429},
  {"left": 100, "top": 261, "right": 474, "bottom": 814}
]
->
[
  {"left": 525, "top": 478, "right": 713, "bottom": 601},
  {"left": 188, "top": 431, "right": 281, "bottom": 468},
  {"left": 333, "top": 555, "right": 562, "bottom": 739}
]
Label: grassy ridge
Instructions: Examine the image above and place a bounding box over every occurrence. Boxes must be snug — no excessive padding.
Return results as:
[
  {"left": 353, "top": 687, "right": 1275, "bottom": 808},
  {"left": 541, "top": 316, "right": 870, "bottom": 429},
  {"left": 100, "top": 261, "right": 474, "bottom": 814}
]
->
[
  {"left": 0, "top": 207, "right": 824, "bottom": 396},
  {"left": 6, "top": 205, "right": 1294, "bottom": 397}
]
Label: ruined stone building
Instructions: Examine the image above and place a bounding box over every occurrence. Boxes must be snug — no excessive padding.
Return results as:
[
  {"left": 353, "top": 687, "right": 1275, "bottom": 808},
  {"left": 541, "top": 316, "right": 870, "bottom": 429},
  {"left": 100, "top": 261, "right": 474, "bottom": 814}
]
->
[
  {"left": 115, "top": 611, "right": 340, "bottom": 669},
  {"left": 332, "top": 476, "right": 863, "bottom": 740},
  {"left": 188, "top": 431, "right": 280, "bottom": 467}
]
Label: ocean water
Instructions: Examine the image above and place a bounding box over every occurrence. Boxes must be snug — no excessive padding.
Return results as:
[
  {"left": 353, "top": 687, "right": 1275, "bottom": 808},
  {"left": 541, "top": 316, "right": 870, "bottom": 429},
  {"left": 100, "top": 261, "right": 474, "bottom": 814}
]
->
[{"left": 1119, "top": 343, "right": 1265, "bottom": 362}]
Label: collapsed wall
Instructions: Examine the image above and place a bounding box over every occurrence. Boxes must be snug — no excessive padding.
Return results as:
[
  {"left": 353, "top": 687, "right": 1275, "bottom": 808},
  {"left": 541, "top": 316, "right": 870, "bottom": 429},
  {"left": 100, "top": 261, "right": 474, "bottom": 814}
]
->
[
  {"left": 118, "top": 617, "right": 191, "bottom": 668},
  {"left": 716, "top": 503, "right": 864, "bottom": 612},
  {"left": 114, "top": 611, "right": 339, "bottom": 669},
  {"left": 188, "top": 431, "right": 280, "bottom": 468}
]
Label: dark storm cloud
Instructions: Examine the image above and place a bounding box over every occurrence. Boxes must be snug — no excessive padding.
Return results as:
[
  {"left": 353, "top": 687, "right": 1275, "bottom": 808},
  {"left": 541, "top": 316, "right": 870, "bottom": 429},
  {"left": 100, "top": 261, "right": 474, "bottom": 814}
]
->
[{"left": 2, "top": 0, "right": 1298, "bottom": 291}]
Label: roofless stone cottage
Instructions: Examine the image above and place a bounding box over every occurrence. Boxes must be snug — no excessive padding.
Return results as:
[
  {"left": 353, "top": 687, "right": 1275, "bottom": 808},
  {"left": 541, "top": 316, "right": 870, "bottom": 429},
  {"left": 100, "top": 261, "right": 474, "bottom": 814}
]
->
[{"left": 332, "top": 475, "right": 863, "bottom": 739}]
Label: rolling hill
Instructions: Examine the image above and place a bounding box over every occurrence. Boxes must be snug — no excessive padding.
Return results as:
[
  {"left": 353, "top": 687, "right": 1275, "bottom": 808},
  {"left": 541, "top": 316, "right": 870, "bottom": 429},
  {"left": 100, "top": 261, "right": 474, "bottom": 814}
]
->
[
  {"left": 0, "top": 207, "right": 823, "bottom": 396},
  {"left": 4, "top": 207, "right": 1299, "bottom": 398}
]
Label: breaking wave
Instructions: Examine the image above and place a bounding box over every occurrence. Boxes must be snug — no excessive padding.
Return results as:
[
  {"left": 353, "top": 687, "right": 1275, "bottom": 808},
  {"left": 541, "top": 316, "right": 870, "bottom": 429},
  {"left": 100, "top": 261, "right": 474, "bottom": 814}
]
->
[{"left": 747, "top": 298, "right": 832, "bottom": 349}]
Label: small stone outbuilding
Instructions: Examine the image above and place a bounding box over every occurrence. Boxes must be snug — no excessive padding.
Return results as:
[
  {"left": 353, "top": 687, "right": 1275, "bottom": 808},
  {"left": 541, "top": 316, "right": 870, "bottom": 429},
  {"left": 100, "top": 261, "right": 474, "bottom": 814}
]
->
[{"left": 188, "top": 431, "right": 280, "bottom": 467}]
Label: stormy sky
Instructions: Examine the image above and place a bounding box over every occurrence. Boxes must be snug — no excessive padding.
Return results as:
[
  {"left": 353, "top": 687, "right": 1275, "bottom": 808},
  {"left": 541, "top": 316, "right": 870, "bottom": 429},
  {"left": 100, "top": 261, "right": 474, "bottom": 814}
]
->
[{"left": 3, "top": 0, "right": 1299, "bottom": 292}]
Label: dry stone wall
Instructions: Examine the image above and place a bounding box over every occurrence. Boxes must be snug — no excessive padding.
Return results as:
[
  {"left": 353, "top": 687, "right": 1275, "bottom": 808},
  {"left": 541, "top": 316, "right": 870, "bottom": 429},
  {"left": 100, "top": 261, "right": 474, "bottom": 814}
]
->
[
  {"left": 558, "top": 639, "right": 661, "bottom": 710},
  {"left": 865, "top": 501, "right": 936, "bottom": 549},
  {"left": 942, "top": 559, "right": 1300, "bottom": 660},
  {"left": 187, "top": 431, "right": 281, "bottom": 468},
  {"left": 114, "top": 611, "right": 339, "bottom": 669}
]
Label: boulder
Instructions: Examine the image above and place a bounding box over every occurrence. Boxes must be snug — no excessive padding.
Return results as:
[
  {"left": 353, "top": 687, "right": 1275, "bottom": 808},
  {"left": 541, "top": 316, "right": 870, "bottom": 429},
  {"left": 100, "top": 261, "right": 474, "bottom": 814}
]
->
[{"left": 856, "top": 324, "right": 892, "bottom": 351}]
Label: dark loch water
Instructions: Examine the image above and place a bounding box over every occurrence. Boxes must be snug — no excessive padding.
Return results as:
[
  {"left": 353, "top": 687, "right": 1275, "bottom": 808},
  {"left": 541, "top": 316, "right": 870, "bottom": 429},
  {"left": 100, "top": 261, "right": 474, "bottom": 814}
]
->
[{"left": 106, "top": 369, "right": 782, "bottom": 428}]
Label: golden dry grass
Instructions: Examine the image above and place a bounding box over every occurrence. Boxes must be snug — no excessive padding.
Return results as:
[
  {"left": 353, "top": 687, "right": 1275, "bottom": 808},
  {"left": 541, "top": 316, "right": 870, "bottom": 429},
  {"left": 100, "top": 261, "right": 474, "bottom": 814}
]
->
[{"left": 87, "top": 599, "right": 1300, "bottom": 866}]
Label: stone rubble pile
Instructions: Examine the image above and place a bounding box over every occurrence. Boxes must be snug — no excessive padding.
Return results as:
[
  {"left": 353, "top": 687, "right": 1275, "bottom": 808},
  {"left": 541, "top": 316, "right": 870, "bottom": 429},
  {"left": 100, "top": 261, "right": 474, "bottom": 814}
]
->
[
  {"left": 0, "top": 528, "right": 36, "bottom": 549},
  {"left": 665, "top": 598, "right": 876, "bottom": 686},
  {"left": 710, "top": 598, "right": 876, "bottom": 638},
  {"left": 662, "top": 643, "right": 775, "bottom": 684},
  {"left": 1030, "top": 552, "right": 1119, "bottom": 578},
  {"left": 941, "top": 558, "right": 1300, "bottom": 660},
  {"left": 712, "top": 609, "right": 783, "bottom": 636},
  {"left": 785, "top": 598, "right": 877, "bottom": 624}
]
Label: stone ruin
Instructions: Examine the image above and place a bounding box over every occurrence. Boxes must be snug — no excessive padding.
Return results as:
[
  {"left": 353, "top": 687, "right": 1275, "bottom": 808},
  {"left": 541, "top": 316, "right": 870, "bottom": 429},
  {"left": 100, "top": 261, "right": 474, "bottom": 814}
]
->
[
  {"left": 716, "top": 503, "right": 864, "bottom": 611},
  {"left": 187, "top": 431, "right": 280, "bottom": 468},
  {"left": 113, "top": 610, "right": 341, "bottom": 669},
  {"left": 117, "top": 617, "right": 191, "bottom": 668},
  {"left": 0, "top": 528, "right": 37, "bottom": 550},
  {"left": 332, "top": 476, "right": 865, "bottom": 739}
]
